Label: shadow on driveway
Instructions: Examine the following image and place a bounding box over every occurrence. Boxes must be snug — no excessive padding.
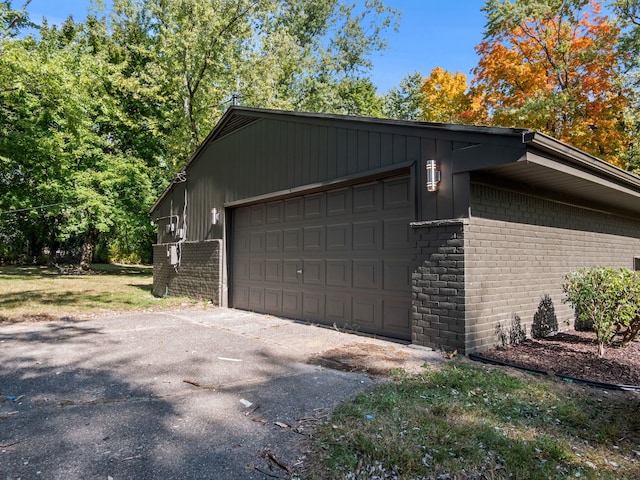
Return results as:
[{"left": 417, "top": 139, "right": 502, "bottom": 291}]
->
[{"left": 0, "top": 310, "right": 388, "bottom": 479}]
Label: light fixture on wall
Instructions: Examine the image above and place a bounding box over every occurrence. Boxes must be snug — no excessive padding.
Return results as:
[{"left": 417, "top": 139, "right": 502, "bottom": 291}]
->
[
  {"left": 426, "top": 160, "right": 441, "bottom": 192},
  {"left": 211, "top": 208, "right": 220, "bottom": 225}
]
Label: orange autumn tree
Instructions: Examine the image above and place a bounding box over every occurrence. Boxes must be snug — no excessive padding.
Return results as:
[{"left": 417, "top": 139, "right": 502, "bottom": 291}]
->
[
  {"left": 420, "top": 67, "right": 472, "bottom": 123},
  {"left": 470, "top": 0, "right": 631, "bottom": 167}
]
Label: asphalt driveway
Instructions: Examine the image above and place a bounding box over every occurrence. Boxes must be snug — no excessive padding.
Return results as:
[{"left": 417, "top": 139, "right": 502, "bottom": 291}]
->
[{"left": 0, "top": 308, "right": 443, "bottom": 479}]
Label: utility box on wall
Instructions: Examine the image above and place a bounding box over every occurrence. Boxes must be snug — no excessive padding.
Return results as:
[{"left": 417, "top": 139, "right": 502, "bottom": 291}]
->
[{"left": 169, "top": 245, "right": 178, "bottom": 265}]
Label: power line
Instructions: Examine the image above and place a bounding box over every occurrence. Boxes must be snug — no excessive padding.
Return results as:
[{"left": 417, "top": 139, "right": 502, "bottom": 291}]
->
[{"left": 0, "top": 187, "right": 147, "bottom": 216}]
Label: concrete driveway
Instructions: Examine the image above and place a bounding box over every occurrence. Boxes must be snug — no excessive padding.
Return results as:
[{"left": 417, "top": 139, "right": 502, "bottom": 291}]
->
[{"left": 0, "top": 308, "right": 443, "bottom": 479}]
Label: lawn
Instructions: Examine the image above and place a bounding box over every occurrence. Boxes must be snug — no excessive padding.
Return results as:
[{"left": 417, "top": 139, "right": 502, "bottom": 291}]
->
[
  {"left": 0, "top": 263, "right": 200, "bottom": 322},
  {"left": 304, "top": 361, "right": 640, "bottom": 480}
]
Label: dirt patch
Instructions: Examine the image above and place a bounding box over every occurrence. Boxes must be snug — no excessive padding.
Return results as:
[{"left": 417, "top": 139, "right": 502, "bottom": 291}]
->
[
  {"left": 309, "top": 343, "right": 447, "bottom": 376},
  {"left": 474, "top": 330, "right": 640, "bottom": 386}
]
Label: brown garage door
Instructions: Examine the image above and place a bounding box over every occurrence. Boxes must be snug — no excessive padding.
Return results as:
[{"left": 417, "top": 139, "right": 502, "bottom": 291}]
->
[{"left": 231, "top": 174, "right": 412, "bottom": 340}]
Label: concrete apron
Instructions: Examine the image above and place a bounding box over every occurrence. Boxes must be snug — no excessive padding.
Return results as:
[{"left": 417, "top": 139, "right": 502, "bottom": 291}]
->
[{"left": 0, "top": 307, "right": 444, "bottom": 480}]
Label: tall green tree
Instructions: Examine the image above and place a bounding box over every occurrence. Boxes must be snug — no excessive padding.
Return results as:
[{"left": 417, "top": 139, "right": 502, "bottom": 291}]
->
[
  {"left": 1, "top": 0, "right": 399, "bottom": 266},
  {"left": 111, "top": 0, "right": 398, "bottom": 163},
  {"left": 381, "top": 71, "right": 425, "bottom": 120}
]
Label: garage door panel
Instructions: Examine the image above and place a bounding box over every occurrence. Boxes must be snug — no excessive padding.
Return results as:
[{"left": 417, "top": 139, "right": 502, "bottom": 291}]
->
[
  {"left": 353, "top": 259, "right": 379, "bottom": 289},
  {"left": 235, "top": 207, "right": 251, "bottom": 228},
  {"left": 266, "top": 230, "right": 282, "bottom": 252},
  {"left": 327, "top": 188, "right": 350, "bottom": 216},
  {"left": 233, "top": 174, "right": 411, "bottom": 339},
  {"left": 249, "top": 260, "right": 264, "bottom": 281},
  {"left": 283, "top": 228, "right": 302, "bottom": 252},
  {"left": 326, "top": 259, "right": 351, "bottom": 287},
  {"left": 250, "top": 205, "right": 266, "bottom": 226},
  {"left": 353, "top": 182, "right": 378, "bottom": 213},
  {"left": 250, "top": 232, "right": 265, "bottom": 253},
  {"left": 383, "top": 176, "right": 410, "bottom": 209},
  {"left": 352, "top": 295, "right": 381, "bottom": 328},
  {"left": 234, "top": 258, "right": 250, "bottom": 281},
  {"left": 383, "top": 299, "right": 411, "bottom": 339},
  {"left": 353, "top": 221, "right": 379, "bottom": 250},
  {"left": 327, "top": 223, "right": 350, "bottom": 250},
  {"left": 282, "top": 290, "right": 302, "bottom": 316},
  {"left": 249, "top": 287, "right": 264, "bottom": 310},
  {"left": 266, "top": 201, "right": 283, "bottom": 224},
  {"left": 302, "top": 260, "right": 324, "bottom": 285},
  {"left": 326, "top": 294, "right": 351, "bottom": 323},
  {"left": 264, "top": 289, "right": 281, "bottom": 312},
  {"left": 233, "top": 285, "right": 249, "bottom": 309},
  {"left": 265, "top": 260, "right": 282, "bottom": 282},
  {"left": 303, "top": 292, "right": 324, "bottom": 321},
  {"left": 284, "top": 197, "right": 303, "bottom": 221},
  {"left": 283, "top": 260, "right": 302, "bottom": 284},
  {"left": 304, "top": 193, "right": 324, "bottom": 219},
  {"left": 234, "top": 231, "right": 251, "bottom": 253},
  {"left": 303, "top": 226, "right": 324, "bottom": 251}
]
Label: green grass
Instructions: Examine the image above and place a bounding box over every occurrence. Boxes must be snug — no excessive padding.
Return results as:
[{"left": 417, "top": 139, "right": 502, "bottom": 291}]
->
[
  {"left": 306, "top": 361, "right": 640, "bottom": 480},
  {"left": 0, "top": 263, "right": 201, "bottom": 322}
]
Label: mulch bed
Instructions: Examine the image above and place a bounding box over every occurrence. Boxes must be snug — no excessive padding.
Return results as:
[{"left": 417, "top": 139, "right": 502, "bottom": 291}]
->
[{"left": 474, "top": 330, "right": 640, "bottom": 387}]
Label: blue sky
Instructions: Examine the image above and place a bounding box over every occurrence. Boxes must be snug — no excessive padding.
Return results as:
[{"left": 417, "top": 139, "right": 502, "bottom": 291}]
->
[{"left": 22, "top": 0, "right": 488, "bottom": 93}]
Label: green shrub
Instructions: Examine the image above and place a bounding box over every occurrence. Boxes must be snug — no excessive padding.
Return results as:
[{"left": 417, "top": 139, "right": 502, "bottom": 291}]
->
[
  {"left": 563, "top": 267, "right": 640, "bottom": 357},
  {"left": 531, "top": 294, "right": 558, "bottom": 339},
  {"left": 496, "top": 313, "right": 527, "bottom": 348}
]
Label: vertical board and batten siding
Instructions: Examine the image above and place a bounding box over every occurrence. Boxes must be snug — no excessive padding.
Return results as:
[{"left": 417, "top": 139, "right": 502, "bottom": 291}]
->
[
  {"left": 153, "top": 114, "right": 524, "bottom": 244},
  {"left": 161, "top": 117, "right": 430, "bottom": 244}
]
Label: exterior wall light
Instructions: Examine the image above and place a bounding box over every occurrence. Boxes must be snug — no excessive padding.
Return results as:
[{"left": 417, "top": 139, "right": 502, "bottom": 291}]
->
[
  {"left": 211, "top": 208, "right": 220, "bottom": 225},
  {"left": 426, "top": 160, "right": 441, "bottom": 192}
]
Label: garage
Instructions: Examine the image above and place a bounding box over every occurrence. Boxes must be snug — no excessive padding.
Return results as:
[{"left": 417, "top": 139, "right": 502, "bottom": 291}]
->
[
  {"left": 231, "top": 174, "right": 413, "bottom": 340},
  {"left": 152, "top": 106, "right": 640, "bottom": 353}
]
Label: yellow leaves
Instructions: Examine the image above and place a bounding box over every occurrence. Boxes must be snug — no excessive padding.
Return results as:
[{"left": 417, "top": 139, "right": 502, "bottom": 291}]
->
[{"left": 420, "top": 67, "right": 471, "bottom": 123}]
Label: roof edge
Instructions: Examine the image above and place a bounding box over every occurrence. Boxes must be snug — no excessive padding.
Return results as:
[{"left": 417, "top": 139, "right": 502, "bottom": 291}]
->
[{"left": 522, "top": 131, "right": 640, "bottom": 189}]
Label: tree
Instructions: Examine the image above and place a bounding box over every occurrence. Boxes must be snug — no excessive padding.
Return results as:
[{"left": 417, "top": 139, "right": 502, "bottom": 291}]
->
[
  {"left": 0, "top": 0, "right": 398, "bottom": 266},
  {"left": 611, "top": 0, "right": 640, "bottom": 172},
  {"left": 420, "top": 67, "right": 472, "bottom": 123},
  {"left": 115, "top": 0, "right": 399, "bottom": 164},
  {"left": 472, "top": 0, "right": 633, "bottom": 167},
  {"left": 381, "top": 71, "right": 425, "bottom": 120}
]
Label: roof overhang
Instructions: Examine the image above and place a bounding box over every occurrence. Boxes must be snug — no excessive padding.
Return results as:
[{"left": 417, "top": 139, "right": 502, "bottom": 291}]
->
[{"left": 467, "top": 131, "right": 640, "bottom": 217}]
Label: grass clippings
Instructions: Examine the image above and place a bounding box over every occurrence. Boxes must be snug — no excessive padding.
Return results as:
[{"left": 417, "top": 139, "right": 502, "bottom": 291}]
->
[{"left": 304, "top": 361, "right": 640, "bottom": 480}]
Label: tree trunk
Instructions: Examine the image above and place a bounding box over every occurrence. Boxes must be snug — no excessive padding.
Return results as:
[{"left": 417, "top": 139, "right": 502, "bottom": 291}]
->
[{"left": 80, "top": 228, "right": 99, "bottom": 271}]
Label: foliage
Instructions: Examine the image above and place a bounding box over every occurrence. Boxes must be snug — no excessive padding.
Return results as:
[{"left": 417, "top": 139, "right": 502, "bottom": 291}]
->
[
  {"left": 420, "top": 67, "right": 472, "bottom": 123},
  {"left": 307, "top": 361, "right": 640, "bottom": 479},
  {"left": 471, "top": 0, "right": 634, "bottom": 167},
  {"left": 531, "top": 293, "right": 559, "bottom": 339},
  {"left": 381, "top": 71, "right": 425, "bottom": 120},
  {"left": 0, "top": 0, "right": 398, "bottom": 266},
  {"left": 562, "top": 267, "right": 640, "bottom": 357},
  {"left": 495, "top": 313, "right": 527, "bottom": 347}
]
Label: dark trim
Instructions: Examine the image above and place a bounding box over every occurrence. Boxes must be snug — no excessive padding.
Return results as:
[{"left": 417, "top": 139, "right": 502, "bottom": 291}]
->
[{"left": 523, "top": 131, "right": 640, "bottom": 188}]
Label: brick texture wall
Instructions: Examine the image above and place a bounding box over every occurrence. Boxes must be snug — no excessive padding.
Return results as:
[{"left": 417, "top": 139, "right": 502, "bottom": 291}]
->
[
  {"left": 411, "top": 220, "right": 466, "bottom": 352},
  {"left": 153, "top": 240, "right": 222, "bottom": 303},
  {"left": 464, "top": 184, "right": 640, "bottom": 353}
]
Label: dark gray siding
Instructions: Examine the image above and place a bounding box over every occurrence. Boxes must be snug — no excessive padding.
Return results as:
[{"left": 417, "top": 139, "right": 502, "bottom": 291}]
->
[
  {"left": 465, "top": 183, "right": 640, "bottom": 352},
  {"left": 152, "top": 114, "right": 526, "bottom": 244}
]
